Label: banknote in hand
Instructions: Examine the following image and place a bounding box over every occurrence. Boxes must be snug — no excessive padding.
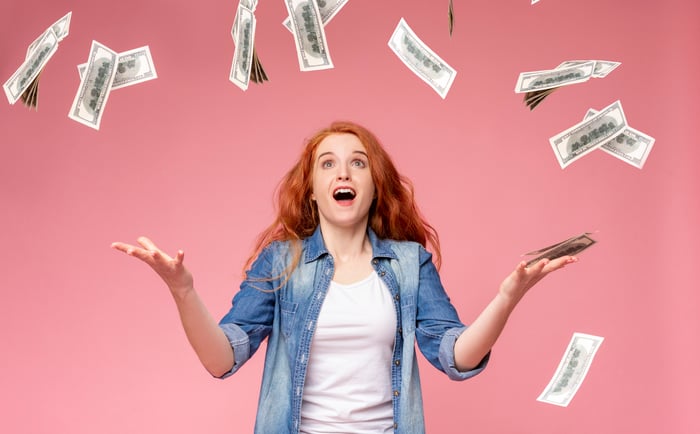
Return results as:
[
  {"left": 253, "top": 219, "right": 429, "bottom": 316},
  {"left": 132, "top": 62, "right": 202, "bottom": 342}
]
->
[{"left": 523, "top": 232, "right": 596, "bottom": 267}]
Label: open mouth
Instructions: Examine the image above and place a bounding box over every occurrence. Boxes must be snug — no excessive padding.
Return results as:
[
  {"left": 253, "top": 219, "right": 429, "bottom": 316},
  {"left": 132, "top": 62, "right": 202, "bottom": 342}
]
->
[{"left": 333, "top": 187, "right": 356, "bottom": 201}]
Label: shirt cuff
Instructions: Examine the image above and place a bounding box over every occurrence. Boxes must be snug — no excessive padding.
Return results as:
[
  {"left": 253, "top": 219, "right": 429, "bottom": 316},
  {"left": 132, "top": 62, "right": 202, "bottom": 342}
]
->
[
  {"left": 216, "top": 323, "right": 251, "bottom": 379},
  {"left": 439, "top": 326, "right": 491, "bottom": 381}
]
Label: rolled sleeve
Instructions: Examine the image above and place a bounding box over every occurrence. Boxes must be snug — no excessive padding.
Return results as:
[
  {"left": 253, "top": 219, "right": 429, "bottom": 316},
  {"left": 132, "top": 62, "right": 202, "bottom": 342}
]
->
[
  {"left": 216, "top": 322, "right": 251, "bottom": 379},
  {"left": 439, "top": 326, "right": 490, "bottom": 381}
]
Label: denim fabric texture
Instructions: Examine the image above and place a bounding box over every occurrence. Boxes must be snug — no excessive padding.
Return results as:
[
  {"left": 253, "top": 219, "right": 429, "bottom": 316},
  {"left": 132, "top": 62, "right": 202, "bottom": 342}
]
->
[{"left": 218, "top": 227, "right": 489, "bottom": 433}]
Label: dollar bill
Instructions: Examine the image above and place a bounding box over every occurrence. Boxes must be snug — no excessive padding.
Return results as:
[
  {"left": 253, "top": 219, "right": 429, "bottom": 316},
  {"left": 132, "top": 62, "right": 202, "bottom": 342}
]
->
[
  {"left": 68, "top": 41, "right": 118, "bottom": 130},
  {"left": 229, "top": 4, "right": 257, "bottom": 91},
  {"left": 520, "top": 60, "right": 620, "bottom": 109},
  {"left": 78, "top": 46, "right": 157, "bottom": 90},
  {"left": 524, "top": 233, "right": 596, "bottom": 267},
  {"left": 556, "top": 60, "right": 621, "bottom": 78},
  {"left": 8, "top": 12, "right": 73, "bottom": 109},
  {"left": 582, "top": 109, "right": 655, "bottom": 169},
  {"left": 232, "top": 0, "right": 258, "bottom": 41},
  {"left": 549, "top": 100, "right": 628, "bottom": 169},
  {"left": 3, "top": 28, "right": 59, "bottom": 104},
  {"left": 515, "top": 61, "right": 595, "bottom": 93},
  {"left": 285, "top": 0, "right": 334, "bottom": 71},
  {"left": 537, "top": 333, "right": 604, "bottom": 407},
  {"left": 25, "top": 11, "right": 72, "bottom": 59},
  {"left": 232, "top": 1, "right": 267, "bottom": 84},
  {"left": 282, "top": 0, "right": 348, "bottom": 32},
  {"left": 388, "top": 18, "right": 457, "bottom": 99}
]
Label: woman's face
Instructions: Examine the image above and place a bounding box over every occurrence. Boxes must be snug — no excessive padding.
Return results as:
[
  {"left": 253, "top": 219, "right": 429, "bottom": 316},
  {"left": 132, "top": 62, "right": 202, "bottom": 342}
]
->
[{"left": 310, "top": 133, "right": 376, "bottom": 231}]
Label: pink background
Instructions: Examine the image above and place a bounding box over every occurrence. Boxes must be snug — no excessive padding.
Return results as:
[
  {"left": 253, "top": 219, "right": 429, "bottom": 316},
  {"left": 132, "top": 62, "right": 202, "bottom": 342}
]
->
[{"left": 1, "top": 1, "right": 698, "bottom": 433}]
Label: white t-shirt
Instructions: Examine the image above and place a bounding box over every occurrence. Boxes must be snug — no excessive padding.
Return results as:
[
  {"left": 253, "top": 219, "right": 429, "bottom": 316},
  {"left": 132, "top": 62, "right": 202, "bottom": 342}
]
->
[{"left": 300, "top": 271, "right": 397, "bottom": 434}]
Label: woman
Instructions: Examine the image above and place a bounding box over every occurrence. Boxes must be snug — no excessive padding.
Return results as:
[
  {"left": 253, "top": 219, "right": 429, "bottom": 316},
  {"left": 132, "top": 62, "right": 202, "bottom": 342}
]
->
[{"left": 112, "top": 121, "right": 577, "bottom": 433}]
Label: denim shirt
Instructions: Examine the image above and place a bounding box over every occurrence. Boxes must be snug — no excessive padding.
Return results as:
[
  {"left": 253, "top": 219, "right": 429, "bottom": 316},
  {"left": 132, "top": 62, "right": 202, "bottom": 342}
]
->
[{"left": 218, "top": 227, "right": 489, "bottom": 434}]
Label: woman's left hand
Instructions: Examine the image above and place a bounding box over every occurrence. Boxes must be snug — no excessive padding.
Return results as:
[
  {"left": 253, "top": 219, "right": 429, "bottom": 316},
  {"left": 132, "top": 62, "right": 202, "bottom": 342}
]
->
[{"left": 499, "top": 256, "right": 578, "bottom": 304}]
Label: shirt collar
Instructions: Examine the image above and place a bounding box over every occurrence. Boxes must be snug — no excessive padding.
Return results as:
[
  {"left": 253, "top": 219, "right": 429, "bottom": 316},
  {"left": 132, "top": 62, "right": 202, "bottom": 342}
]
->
[{"left": 302, "top": 225, "right": 399, "bottom": 263}]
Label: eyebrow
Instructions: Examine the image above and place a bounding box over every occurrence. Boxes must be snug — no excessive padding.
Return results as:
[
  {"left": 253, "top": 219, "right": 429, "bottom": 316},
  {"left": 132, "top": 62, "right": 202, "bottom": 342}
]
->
[{"left": 317, "top": 150, "right": 369, "bottom": 160}]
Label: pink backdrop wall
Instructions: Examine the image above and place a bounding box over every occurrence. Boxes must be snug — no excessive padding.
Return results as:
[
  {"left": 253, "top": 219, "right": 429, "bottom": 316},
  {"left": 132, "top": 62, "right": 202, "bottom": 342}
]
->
[{"left": 1, "top": 1, "right": 698, "bottom": 433}]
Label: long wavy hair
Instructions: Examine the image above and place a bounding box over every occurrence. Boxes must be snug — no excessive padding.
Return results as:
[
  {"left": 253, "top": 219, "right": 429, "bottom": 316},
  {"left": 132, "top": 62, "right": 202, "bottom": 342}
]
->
[{"left": 243, "top": 121, "right": 441, "bottom": 282}]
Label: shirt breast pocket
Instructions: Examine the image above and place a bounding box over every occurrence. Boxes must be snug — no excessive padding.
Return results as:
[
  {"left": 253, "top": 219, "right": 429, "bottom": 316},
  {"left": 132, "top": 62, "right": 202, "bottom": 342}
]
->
[{"left": 279, "top": 298, "right": 298, "bottom": 338}]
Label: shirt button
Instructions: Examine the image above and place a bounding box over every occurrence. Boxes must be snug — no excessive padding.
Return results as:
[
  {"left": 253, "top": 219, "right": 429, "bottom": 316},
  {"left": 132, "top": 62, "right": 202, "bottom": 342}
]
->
[
  {"left": 372, "top": 259, "right": 378, "bottom": 265},
  {"left": 393, "top": 390, "right": 400, "bottom": 396},
  {"left": 394, "top": 294, "right": 400, "bottom": 301},
  {"left": 380, "top": 270, "right": 386, "bottom": 276},
  {"left": 393, "top": 423, "right": 398, "bottom": 429},
  {"left": 394, "top": 359, "right": 400, "bottom": 366}
]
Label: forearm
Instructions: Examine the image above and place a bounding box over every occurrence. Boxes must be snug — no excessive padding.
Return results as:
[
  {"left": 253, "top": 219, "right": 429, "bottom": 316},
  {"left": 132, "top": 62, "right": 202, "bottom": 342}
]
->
[
  {"left": 172, "top": 288, "right": 235, "bottom": 377},
  {"left": 453, "top": 292, "right": 519, "bottom": 371}
]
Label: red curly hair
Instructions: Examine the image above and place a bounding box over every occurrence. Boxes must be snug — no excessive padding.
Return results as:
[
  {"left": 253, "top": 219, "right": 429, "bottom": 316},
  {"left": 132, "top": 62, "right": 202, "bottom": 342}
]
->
[{"left": 244, "top": 121, "right": 441, "bottom": 278}]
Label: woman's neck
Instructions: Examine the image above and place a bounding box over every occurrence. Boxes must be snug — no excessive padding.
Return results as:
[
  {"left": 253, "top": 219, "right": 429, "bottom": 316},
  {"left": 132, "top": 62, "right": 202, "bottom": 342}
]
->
[{"left": 319, "top": 221, "right": 372, "bottom": 263}]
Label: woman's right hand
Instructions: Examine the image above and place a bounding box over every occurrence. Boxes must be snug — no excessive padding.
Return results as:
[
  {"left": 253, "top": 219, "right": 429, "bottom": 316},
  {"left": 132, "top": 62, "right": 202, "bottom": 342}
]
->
[{"left": 111, "top": 236, "right": 194, "bottom": 299}]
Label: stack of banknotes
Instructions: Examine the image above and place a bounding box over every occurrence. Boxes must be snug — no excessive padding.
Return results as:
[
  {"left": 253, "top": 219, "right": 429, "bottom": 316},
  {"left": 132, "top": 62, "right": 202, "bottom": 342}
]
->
[
  {"left": 230, "top": 0, "right": 268, "bottom": 91},
  {"left": 515, "top": 60, "right": 621, "bottom": 110},
  {"left": 522, "top": 232, "right": 597, "bottom": 267},
  {"left": 3, "top": 12, "right": 72, "bottom": 110}
]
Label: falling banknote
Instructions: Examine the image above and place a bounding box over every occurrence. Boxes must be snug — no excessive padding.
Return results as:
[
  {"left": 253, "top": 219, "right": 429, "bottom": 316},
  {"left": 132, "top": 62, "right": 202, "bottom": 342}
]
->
[
  {"left": 517, "top": 60, "right": 621, "bottom": 110},
  {"left": 537, "top": 333, "right": 604, "bottom": 407},
  {"left": 230, "top": 3, "right": 258, "bottom": 90},
  {"left": 232, "top": 0, "right": 268, "bottom": 86},
  {"left": 549, "top": 100, "right": 628, "bottom": 169},
  {"left": 78, "top": 45, "right": 157, "bottom": 90},
  {"left": 3, "top": 20, "right": 61, "bottom": 106},
  {"left": 2, "top": 12, "right": 72, "bottom": 109},
  {"left": 583, "top": 108, "right": 655, "bottom": 169},
  {"left": 284, "top": 0, "right": 334, "bottom": 71},
  {"left": 388, "top": 18, "right": 457, "bottom": 99},
  {"left": 68, "top": 40, "right": 118, "bottom": 130},
  {"left": 282, "top": 0, "right": 348, "bottom": 32},
  {"left": 523, "top": 232, "right": 596, "bottom": 267}
]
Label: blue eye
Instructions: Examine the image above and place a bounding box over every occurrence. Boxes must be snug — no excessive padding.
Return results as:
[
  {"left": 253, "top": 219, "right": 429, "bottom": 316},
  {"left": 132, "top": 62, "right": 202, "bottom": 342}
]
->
[
  {"left": 352, "top": 159, "right": 367, "bottom": 168},
  {"left": 322, "top": 160, "right": 334, "bottom": 168}
]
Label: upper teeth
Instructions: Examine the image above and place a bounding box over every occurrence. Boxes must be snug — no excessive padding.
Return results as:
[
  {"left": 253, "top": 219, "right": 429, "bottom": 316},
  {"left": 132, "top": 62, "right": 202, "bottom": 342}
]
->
[{"left": 336, "top": 188, "right": 353, "bottom": 194}]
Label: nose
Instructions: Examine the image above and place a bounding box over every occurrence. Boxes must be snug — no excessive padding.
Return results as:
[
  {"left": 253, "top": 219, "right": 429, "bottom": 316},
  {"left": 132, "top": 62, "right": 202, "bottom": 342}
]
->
[{"left": 337, "top": 165, "right": 350, "bottom": 181}]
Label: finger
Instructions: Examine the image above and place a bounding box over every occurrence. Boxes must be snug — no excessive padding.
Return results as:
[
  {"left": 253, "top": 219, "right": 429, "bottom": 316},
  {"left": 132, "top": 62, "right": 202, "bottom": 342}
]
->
[
  {"left": 111, "top": 241, "right": 134, "bottom": 254},
  {"left": 175, "top": 249, "right": 185, "bottom": 265},
  {"left": 543, "top": 255, "right": 578, "bottom": 272},
  {"left": 149, "top": 247, "right": 174, "bottom": 263},
  {"left": 111, "top": 242, "right": 149, "bottom": 257},
  {"left": 531, "top": 258, "right": 549, "bottom": 280},
  {"left": 526, "top": 258, "right": 549, "bottom": 273},
  {"left": 136, "top": 236, "right": 160, "bottom": 252}
]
